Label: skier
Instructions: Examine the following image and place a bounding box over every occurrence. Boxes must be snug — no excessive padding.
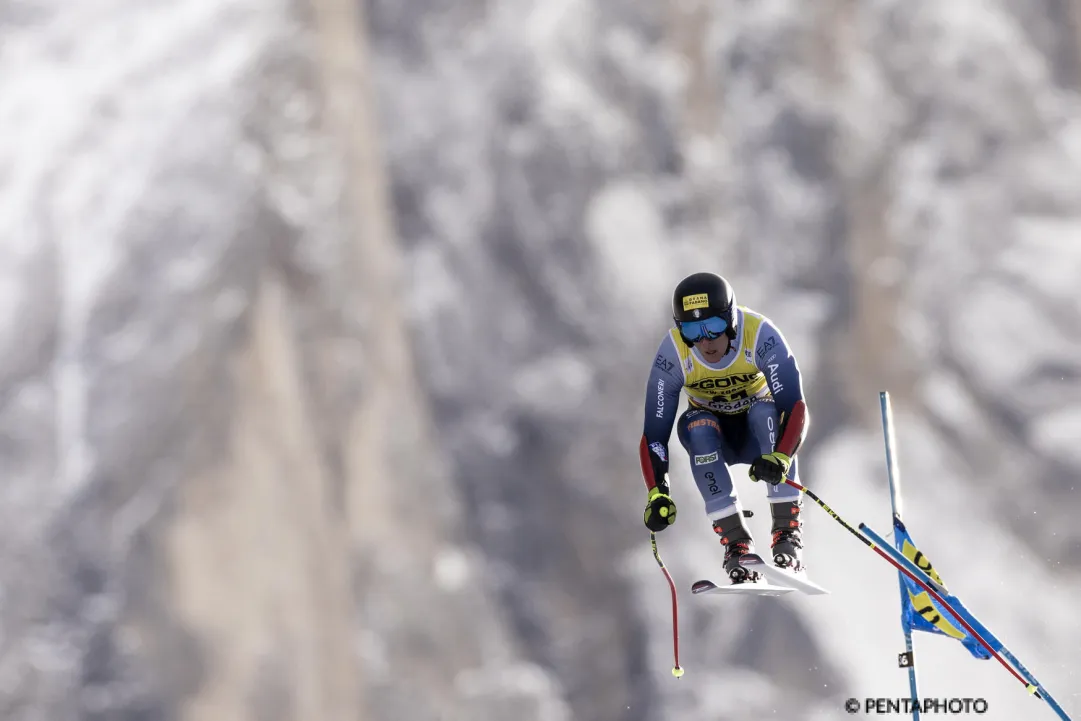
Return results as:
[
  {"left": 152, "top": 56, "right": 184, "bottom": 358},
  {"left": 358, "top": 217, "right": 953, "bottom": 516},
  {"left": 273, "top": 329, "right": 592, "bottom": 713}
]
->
[{"left": 639, "top": 272, "right": 809, "bottom": 583}]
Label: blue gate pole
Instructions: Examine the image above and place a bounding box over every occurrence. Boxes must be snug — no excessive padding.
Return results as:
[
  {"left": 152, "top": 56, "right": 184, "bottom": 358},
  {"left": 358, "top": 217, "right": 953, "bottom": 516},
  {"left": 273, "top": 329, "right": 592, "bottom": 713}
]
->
[{"left": 881, "top": 391, "right": 920, "bottom": 721}]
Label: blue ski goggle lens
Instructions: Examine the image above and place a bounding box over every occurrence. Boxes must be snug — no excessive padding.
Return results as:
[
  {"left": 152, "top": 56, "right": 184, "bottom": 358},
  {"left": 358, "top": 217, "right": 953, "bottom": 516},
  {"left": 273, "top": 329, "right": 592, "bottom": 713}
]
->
[{"left": 678, "top": 316, "right": 728, "bottom": 342}]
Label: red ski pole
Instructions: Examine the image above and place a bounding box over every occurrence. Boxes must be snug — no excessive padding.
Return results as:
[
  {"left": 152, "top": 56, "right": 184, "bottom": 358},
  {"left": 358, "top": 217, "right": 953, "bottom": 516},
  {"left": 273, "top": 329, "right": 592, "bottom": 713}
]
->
[{"left": 650, "top": 531, "right": 684, "bottom": 678}]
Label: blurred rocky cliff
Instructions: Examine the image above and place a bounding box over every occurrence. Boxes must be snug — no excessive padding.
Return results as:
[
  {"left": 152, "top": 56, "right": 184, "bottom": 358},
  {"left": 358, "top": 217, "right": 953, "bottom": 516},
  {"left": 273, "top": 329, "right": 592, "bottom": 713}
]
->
[
  {"left": 0, "top": 1, "right": 532, "bottom": 720},
  {"left": 1, "top": 0, "right": 1080, "bottom": 720}
]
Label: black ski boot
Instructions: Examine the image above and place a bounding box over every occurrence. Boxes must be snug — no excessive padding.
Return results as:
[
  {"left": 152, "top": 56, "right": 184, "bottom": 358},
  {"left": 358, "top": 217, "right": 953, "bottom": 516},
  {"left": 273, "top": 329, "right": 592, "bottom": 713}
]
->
[
  {"left": 770, "top": 500, "right": 804, "bottom": 571},
  {"left": 712, "top": 512, "right": 759, "bottom": 583}
]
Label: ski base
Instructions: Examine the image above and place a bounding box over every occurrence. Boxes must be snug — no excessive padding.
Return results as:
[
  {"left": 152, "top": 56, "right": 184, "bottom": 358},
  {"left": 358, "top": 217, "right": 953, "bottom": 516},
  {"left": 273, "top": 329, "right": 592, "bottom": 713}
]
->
[
  {"left": 738, "top": 553, "right": 830, "bottom": 595},
  {"left": 690, "top": 578, "right": 796, "bottom": 597}
]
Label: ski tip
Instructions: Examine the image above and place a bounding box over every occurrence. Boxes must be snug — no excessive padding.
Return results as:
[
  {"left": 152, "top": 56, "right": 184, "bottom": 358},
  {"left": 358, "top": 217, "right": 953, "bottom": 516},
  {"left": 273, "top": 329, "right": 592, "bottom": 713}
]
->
[{"left": 691, "top": 579, "right": 718, "bottom": 594}]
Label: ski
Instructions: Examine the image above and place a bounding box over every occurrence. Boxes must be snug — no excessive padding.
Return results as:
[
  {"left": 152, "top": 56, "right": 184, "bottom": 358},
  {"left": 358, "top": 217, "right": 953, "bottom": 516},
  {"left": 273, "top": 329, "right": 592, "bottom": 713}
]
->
[
  {"left": 690, "top": 578, "right": 796, "bottom": 597},
  {"left": 738, "top": 553, "right": 830, "bottom": 595}
]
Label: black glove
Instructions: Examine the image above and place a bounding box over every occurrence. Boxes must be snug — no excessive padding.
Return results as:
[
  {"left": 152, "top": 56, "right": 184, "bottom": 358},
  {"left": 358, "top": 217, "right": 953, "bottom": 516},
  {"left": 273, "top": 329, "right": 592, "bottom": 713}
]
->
[
  {"left": 644, "top": 487, "right": 677, "bottom": 531},
  {"left": 748, "top": 451, "right": 792, "bottom": 486}
]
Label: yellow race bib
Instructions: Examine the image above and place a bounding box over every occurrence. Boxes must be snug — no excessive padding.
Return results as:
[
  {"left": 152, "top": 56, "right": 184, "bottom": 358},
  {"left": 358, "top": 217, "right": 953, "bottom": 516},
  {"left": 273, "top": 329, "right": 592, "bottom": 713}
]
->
[{"left": 670, "top": 308, "right": 769, "bottom": 414}]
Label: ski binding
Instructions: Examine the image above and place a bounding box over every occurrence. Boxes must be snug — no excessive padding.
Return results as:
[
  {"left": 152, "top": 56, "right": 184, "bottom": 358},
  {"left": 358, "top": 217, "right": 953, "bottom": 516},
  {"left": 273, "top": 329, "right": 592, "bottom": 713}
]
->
[{"left": 738, "top": 553, "right": 830, "bottom": 595}]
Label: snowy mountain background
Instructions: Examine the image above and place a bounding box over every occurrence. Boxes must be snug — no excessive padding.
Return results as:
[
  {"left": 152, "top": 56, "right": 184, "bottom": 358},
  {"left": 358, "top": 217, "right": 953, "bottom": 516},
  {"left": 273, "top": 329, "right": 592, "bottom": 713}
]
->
[{"left": 1, "top": 0, "right": 1080, "bottom": 720}]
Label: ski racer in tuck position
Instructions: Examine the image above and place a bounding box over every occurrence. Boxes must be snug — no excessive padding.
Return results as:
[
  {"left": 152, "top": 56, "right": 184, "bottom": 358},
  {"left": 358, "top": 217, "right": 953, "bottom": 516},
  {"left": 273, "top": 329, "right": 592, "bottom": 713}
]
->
[{"left": 639, "top": 272, "right": 810, "bottom": 584}]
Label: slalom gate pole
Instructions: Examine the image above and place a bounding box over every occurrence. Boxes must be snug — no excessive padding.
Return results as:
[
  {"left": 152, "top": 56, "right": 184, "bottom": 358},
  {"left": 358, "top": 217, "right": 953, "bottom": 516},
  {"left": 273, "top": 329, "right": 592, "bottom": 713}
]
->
[
  {"left": 781, "top": 478, "right": 1049, "bottom": 699},
  {"left": 880, "top": 391, "right": 920, "bottom": 721},
  {"left": 859, "top": 524, "right": 1073, "bottom": 721},
  {"left": 650, "top": 531, "right": 684, "bottom": 678}
]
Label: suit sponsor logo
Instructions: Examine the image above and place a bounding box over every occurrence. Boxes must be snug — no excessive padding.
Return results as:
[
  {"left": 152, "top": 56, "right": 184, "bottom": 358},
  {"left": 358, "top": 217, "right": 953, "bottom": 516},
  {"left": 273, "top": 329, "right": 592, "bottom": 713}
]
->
[
  {"left": 688, "top": 417, "right": 720, "bottom": 432},
  {"left": 768, "top": 363, "right": 784, "bottom": 393},
  {"left": 694, "top": 451, "right": 719, "bottom": 465}
]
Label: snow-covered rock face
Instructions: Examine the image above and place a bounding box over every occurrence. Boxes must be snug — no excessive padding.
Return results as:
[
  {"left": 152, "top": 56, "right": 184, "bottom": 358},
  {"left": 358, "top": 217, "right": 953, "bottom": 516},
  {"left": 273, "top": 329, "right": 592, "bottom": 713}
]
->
[
  {"left": 0, "top": 2, "right": 536, "bottom": 720},
  {"left": 3, "top": 0, "right": 1080, "bottom": 719},
  {"left": 0, "top": 2, "right": 298, "bottom": 718}
]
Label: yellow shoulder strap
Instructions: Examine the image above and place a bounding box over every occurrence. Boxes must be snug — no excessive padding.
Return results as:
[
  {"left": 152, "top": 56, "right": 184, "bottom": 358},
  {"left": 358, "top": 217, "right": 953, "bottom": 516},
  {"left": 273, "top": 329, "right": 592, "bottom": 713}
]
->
[
  {"left": 668, "top": 328, "right": 690, "bottom": 363},
  {"left": 739, "top": 308, "right": 764, "bottom": 351}
]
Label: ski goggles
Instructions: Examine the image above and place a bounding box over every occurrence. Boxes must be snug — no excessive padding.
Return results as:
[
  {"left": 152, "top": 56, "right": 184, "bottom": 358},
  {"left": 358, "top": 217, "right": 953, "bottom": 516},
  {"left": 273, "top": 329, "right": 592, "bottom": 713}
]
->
[{"left": 678, "top": 316, "right": 728, "bottom": 342}]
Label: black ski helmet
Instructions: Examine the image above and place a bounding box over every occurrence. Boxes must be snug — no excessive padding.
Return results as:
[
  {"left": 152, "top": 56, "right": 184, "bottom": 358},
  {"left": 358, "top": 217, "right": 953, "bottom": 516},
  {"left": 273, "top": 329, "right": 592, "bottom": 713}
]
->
[{"left": 671, "top": 272, "right": 737, "bottom": 344}]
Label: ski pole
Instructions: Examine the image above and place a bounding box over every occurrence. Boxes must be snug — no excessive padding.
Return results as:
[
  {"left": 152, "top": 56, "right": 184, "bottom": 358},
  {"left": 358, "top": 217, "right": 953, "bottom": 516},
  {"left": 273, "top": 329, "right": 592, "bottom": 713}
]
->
[
  {"left": 782, "top": 479, "right": 876, "bottom": 555},
  {"left": 650, "top": 531, "right": 684, "bottom": 678},
  {"left": 783, "top": 479, "right": 1045, "bottom": 697}
]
